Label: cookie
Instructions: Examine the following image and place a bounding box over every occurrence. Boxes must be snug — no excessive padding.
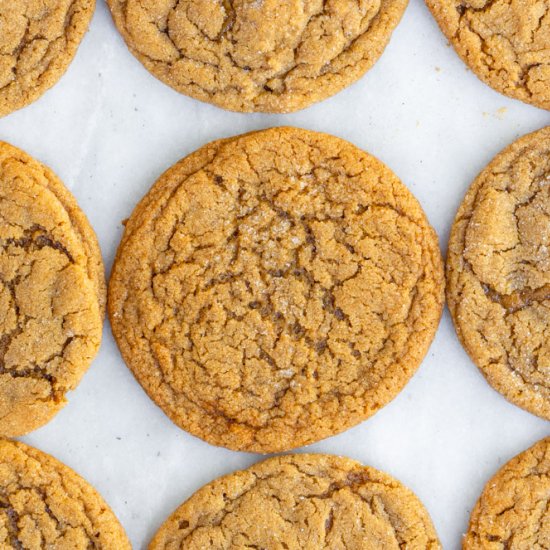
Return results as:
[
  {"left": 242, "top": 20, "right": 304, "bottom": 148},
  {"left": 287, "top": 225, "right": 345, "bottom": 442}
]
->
[
  {"left": 149, "top": 453, "right": 441, "bottom": 549},
  {"left": 464, "top": 437, "right": 550, "bottom": 549},
  {"left": 426, "top": 0, "right": 550, "bottom": 110},
  {"left": 447, "top": 127, "right": 550, "bottom": 420},
  {"left": 0, "top": 141, "right": 105, "bottom": 436},
  {"left": 0, "top": 439, "right": 130, "bottom": 549},
  {"left": 106, "top": 0, "right": 408, "bottom": 113},
  {"left": 0, "top": 0, "right": 95, "bottom": 117},
  {"left": 108, "top": 127, "right": 444, "bottom": 453}
]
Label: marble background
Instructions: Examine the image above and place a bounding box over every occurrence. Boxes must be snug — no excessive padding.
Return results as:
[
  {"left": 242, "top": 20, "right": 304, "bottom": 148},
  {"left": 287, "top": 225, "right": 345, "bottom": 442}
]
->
[{"left": 1, "top": 1, "right": 549, "bottom": 548}]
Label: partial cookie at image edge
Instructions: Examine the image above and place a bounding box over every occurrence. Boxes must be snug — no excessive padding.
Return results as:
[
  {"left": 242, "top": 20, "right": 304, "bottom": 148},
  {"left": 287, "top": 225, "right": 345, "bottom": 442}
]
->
[
  {"left": 0, "top": 141, "right": 106, "bottom": 436},
  {"left": 463, "top": 437, "right": 550, "bottom": 549},
  {"left": 446, "top": 126, "right": 550, "bottom": 420},
  {"left": 0, "top": 0, "right": 96, "bottom": 117},
  {"left": 105, "top": 0, "right": 409, "bottom": 113},
  {"left": 0, "top": 439, "right": 131, "bottom": 549},
  {"left": 425, "top": 0, "right": 550, "bottom": 110},
  {"left": 149, "top": 453, "right": 441, "bottom": 549}
]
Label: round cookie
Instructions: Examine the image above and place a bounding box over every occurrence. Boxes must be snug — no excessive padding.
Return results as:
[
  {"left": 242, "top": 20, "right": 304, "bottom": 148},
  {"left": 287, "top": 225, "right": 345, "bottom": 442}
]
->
[
  {"left": 149, "top": 454, "right": 441, "bottom": 549},
  {"left": 0, "top": 439, "right": 130, "bottom": 549},
  {"left": 447, "top": 127, "right": 550, "bottom": 420},
  {"left": 0, "top": 0, "right": 95, "bottom": 117},
  {"left": 464, "top": 437, "right": 550, "bottom": 549},
  {"left": 426, "top": 0, "right": 550, "bottom": 110},
  {"left": 0, "top": 141, "right": 105, "bottom": 436},
  {"left": 109, "top": 127, "right": 444, "bottom": 453},
  {"left": 106, "top": 0, "right": 408, "bottom": 113}
]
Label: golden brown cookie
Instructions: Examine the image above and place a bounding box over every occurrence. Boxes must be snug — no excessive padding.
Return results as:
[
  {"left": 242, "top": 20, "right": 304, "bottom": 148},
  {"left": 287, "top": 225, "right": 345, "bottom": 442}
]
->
[
  {"left": 0, "top": 0, "right": 95, "bottom": 117},
  {"left": 426, "top": 0, "right": 550, "bottom": 110},
  {"left": 464, "top": 437, "right": 550, "bottom": 549},
  {"left": 447, "top": 127, "right": 550, "bottom": 420},
  {"left": 109, "top": 127, "right": 444, "bottom": 453},
  {"left": 0, "top": 141, "right": 105, "bottom": 436},
  {"left": 105, "top": 0, "right": 408, "bottom": 113},
  {"left": 149, "top": 453, "right": 441, "bottom": 549},
  {"left": 0, "top": 439, "right": 130, "bottom": 549}
]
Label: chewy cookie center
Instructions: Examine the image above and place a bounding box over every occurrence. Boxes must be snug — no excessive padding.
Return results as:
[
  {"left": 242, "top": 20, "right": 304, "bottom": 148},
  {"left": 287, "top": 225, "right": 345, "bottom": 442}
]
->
[{"left": 140, "top": 163, "right": 424, "bottom": 428}]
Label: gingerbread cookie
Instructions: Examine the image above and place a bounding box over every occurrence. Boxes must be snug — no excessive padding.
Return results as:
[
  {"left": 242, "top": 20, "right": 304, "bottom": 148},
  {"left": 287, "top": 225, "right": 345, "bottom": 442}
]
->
[
  {"left": 464, "top": 437, "right": 550, "bottom": 549},
  {"left": 0, "top": 0, "right": 96, "bottom": 117},
  {"left": 109, "top": 127, "right": 444, "bottom": 453},
  {"left": 447, "top": 127, "right": 550, "bottom": 420},
  {"left": 0, "top": 141, "right": 105, "bottom": 436},
  {"left": 106, "top": 0, "right": 408, "bottom": 113},
  {"left": 0, "top": 439, "right": 130, "bottom": 549},
  {"left": 149, "top": 453, "right": 441, "bottom": 549},
  {"left": 426, "top": 0, "right": 550, "bottom": 110}
]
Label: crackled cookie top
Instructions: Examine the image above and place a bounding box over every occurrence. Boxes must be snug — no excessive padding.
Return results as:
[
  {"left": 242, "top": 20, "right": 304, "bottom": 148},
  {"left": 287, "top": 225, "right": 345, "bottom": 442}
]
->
[
  {"left": 0, "top": 439, "right": 130, "bottom": 549},
  {"left": 426, "top": 0, "right": 550, "bottom": 110},
  {"left": 106, "top": 0, "right": 408, "bottom": 113},
  {"left": 464, "top": 437, "right": 550, "bottom": 549},
  {"left": 0, "top": 0, "right": 95, "bottom": 117},
  {"left": 109, "top": 127, "right": 444, "bottom": 453},
  {"left": 0, "top": 142, "right": 105, "bottom": 436},
  {"left": 447, "top": 127, "right": 550, "bottom": 419},
  {"left": 149, "top": 454, "right": 441, "bottom": 549}
]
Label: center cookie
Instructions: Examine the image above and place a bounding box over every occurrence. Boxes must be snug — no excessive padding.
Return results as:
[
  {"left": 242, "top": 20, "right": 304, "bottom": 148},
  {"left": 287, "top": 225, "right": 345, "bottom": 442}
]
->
[
  {"left": 108, "top": 127, "right": 444, "bottom": 453},
  {"left": 106, "top": 0, "right": 408, "bottom": 113},
  {"left": 149, "top": 454, "right": 441, "bottom": 549}
]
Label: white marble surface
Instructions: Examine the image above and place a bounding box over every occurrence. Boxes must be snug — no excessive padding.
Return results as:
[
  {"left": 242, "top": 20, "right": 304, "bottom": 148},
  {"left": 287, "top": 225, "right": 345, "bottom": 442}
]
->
[{"left": 1, "top": 1, "right": 549, "bottom": 548}]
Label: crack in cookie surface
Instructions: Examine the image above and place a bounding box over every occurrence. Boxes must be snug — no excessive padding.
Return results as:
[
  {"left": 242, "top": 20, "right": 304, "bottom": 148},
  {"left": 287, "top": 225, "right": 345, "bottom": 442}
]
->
[
  {"left": 447, "top": 126, "right": 550, "bottom": 420},
  {"left": 0, "top": 0, "right": 95, "bottom": 117},
  {"left": 109, "top": 127, "right": 444, "bottom": 453},
  {"left": 0, "top": 439, "right": 130, "bottom": 549},
  {"left": 0, "top": 142, "right": 104, "bottom": 436},
  {"left": 426, "top": 0, "right": 550, "bottom": 109},
  {"left": 105, "top": 0, "right": 408, "bottom": 113},
  {"left": 464, "top": 437, "right": 550, "bottom": 549},
  {"left": 149, "top": 454, "right": 441, "bottom": 549}
]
